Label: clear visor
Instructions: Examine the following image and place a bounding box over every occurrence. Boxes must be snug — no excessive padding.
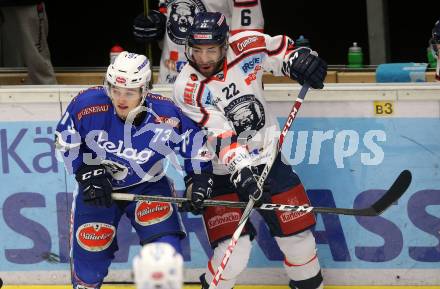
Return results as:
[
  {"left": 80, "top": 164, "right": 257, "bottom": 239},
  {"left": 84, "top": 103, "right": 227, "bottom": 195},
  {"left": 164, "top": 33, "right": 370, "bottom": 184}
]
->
[
  {"left": 185, "top": 44, "right": 227, "bottom": 66},
  {"left": 106, "top": 83, "right": 143, "bottom": 100}
]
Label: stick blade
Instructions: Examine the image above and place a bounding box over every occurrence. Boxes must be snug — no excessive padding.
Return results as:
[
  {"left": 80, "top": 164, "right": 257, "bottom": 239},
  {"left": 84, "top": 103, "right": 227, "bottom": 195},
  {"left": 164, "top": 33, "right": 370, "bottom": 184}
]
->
[{"left": 366, "top": 169, "right": 412, "bottom": 216}]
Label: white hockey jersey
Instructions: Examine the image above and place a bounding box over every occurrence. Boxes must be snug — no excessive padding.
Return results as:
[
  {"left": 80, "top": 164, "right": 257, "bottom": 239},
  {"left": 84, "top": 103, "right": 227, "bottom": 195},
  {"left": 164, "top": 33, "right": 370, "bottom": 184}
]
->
[
  {"left": 157, "top": 0, "right": 264, "bottom": 84},
  {"left": 173, "top": 31, "right": 297, "bottom": 175}
]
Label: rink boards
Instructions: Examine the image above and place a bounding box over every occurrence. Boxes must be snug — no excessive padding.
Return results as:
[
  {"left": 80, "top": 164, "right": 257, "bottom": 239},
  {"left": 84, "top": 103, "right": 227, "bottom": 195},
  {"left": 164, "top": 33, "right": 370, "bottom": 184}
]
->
[{"left": 0, "top": 83, "right": 439, "bottom": 286}]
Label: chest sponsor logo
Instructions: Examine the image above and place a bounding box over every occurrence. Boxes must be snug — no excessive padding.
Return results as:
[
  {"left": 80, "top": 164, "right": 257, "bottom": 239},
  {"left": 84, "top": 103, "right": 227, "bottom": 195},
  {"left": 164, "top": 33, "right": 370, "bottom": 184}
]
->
[
  {"left": 207, "top": 212, "right": 240, "bottom": 229},
  {"left": 166, "top": 0, "right": 206, "bottom": 45},
  {"left": 76, "top": 222, "right": 116, "bottom": 252},
  {"left": 241, "top": 56, "right": 261, "bottom": 74},
  {"left": 245, "top": 64, "right": 262, "bottom": 85},
  {"left": 224, "top": 94, "right": 265, "bottom": 135},
  {"left": 135, "top": 201, "right": 173, "bottom": 226},
  {"left": 231, "top": 36, "right": 266, "bottom": 54},
  {"left": 97, "top": 132, "right": 154, "bottom": 164},
  {"left": 77, "top": 104, "right": 109, "bottom": 121}
]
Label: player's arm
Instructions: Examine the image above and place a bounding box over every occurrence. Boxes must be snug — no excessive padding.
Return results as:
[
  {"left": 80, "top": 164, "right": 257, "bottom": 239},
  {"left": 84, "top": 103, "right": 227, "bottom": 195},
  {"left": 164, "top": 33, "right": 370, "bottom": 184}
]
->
[
  {"left": 229, "top": 0, "right": 264, "bottom": 35},
  {"left": 55, "top": 97, "right": 113, "bottom": 208},
  {"left": 175, "top": 110, "right": 214, "bottom": 214},
  {"left": 173, "top": 80, "right": 261, "bottom": 202},
  {"left": 257, "top": 32, "right": 328, "bottom": 89},
  {"left": 55, "top": 100, "right": 84, "bottom": 174}
]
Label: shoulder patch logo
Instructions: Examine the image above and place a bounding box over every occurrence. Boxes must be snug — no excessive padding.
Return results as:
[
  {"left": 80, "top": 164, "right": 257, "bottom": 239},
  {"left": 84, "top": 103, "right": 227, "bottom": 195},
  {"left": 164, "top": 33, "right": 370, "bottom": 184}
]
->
[
  {"left": 230, "top": 36, "right": 266, "bottom": 55},
  {"left": 77, "top": 104, "right": 109, "bottom": 121},
  {"left": 147, "top": 93, "right": 172, "bottom": 102},
  {"left": 184, "top": 81, "right": 198, "bottom": 105}
]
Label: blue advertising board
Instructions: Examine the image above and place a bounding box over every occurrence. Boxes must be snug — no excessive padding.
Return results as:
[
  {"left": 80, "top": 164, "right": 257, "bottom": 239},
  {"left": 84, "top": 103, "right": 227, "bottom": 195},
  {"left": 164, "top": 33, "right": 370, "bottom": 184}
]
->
[{"left": 0, "top": 116, "right": 438, "bottom": 282}]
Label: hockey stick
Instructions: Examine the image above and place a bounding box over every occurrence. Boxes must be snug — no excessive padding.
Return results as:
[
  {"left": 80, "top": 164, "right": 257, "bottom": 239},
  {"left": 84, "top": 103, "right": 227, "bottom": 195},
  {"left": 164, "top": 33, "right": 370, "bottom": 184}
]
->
[
  {"left": 111, "top": 169, "right": 411, "bottom": 216},
  {"left": 207, "top": 83, "right": 310, "bottom": 289}
]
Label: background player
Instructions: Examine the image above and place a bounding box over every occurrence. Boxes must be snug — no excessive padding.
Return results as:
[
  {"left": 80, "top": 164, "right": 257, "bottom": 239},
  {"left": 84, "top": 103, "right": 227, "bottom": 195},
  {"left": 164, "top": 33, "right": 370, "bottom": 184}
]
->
[{"left": 133, "top": 0, "right": 264, "bottom": 84}]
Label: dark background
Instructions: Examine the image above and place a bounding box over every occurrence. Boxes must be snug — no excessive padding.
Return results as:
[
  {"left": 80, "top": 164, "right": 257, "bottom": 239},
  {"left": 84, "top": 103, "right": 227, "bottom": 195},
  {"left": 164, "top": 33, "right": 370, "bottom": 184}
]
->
[{"left": 44, "top": 0, "right": 439, "bottom": 67}]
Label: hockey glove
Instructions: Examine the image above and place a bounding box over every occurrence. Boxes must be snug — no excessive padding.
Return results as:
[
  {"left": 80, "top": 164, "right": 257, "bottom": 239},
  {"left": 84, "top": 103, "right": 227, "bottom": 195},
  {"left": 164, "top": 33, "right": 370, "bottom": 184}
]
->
[
  {"left": 181, "top": 172, "right": 214, "bottom": 215},
  {"left": 231, "top": 166, "right": 262, "bottom": 203},
  {"left": 133, "top": 11, "right": 167, "bottom": 43},
  {"left": 75, "top": 165, "right": 113, "bottom": 208},
  {"left": 284, "top": 47, "right": 327, "bottom": 89}
]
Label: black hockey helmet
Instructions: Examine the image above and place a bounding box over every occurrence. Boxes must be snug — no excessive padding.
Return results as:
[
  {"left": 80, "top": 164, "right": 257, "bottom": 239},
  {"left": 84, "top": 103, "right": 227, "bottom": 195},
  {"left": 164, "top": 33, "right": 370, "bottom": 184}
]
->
[
  {"left": 186, "top": 12, "right": 229, "bottom": 47},
  {"left": 185, "top": 12, "right": 229, "bottom": 76}
]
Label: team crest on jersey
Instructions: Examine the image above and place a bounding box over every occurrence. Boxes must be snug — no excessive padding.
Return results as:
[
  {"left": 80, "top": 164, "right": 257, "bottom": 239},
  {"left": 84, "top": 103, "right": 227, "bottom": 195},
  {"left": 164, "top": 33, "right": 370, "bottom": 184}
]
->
[
  {"left": 135, "top": 201, "right": 173, "bottom": 226},
  {"left": 230, "top": 36, "right": 266, "bottom": 55},
  {"left": 224, "top": 94, "right": 265, "bottom": 135},
  {"left": 76, "top": 223, "right": 116, "bottom": 252},
  {"left": 166, "top": 0, "right": 206, "bottom": 45}
]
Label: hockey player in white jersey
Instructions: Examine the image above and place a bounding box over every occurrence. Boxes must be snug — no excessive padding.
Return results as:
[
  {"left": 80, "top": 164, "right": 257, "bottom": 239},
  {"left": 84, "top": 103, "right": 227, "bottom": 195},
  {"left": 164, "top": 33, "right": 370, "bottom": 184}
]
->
[
  {"left": 430, "top": 18, "right": 440, "bottom": 81},
  {"left": 172, "top": 12, "right": 327, "bottom": 289},
  {"left": 133, "top": 0, "right": 264, "bottom": 84}
]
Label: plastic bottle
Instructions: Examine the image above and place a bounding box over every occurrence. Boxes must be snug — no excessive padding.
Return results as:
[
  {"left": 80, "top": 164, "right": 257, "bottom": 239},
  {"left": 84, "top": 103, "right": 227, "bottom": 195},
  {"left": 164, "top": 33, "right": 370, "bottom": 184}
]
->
[
  {"left": 110, "top": 44, "right": 124, "bottom": 64},
  {"left": 427, "top": 46, "right": 437, "bottom": 68},
  {"left": 295, "top": 35, "right": 310, "bottom": 48},
  {"left": 347, "top": 42, "right": 363, "bottom": 68}
]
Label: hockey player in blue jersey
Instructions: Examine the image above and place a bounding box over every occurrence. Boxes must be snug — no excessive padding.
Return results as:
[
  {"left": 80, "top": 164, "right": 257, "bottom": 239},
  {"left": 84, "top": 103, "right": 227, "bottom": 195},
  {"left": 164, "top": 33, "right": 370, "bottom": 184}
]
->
[{"left": 55, "top": 51, "right": 213, "bottom": 289}]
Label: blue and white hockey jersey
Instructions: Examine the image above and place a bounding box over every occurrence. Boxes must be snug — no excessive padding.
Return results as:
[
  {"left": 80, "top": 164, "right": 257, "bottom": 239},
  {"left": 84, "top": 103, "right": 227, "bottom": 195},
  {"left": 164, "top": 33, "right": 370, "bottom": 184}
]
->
[{"left": 55, "top": 86, "right": 212, "bottom": 192}]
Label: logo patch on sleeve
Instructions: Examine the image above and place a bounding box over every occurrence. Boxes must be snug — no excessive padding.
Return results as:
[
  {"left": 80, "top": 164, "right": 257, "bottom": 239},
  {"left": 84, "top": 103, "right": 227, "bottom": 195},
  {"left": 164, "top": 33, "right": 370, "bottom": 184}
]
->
[
  {"left": 76, "top": 223, "right": 116, "bottom": 252},
  {"left": 230, "top": 36, "right": 266, "bottom": 55},
  {"left": 135, "top": 201, "right": 173, "bottom": 226}
]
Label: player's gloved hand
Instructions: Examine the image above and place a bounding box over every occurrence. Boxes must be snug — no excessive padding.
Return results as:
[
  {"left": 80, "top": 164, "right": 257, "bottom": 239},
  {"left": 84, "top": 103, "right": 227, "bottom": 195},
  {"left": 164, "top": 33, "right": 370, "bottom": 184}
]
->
[
  {"left": 180, "top": 172, "right": 214, "bottom": 215},
  {"left": 75, "top": 165, "right": 113, "bottom": 208},
  {"left": 133, "top": 11, "right": 167, "bottom": 43},
  {"left": 284, "top": 47, "right": 327, "bottom": 89},
  {"left": 231, "top": 166, "right": 262, "bottom": 204}
]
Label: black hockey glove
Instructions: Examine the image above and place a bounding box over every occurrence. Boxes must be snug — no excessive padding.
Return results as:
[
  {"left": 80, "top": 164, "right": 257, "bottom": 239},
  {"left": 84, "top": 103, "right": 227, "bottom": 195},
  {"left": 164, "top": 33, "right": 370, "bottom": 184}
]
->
[
  {"left": 231, "top": 166, "right": 262, "bottom": 203},
  {"left": 284, "top": 47, "right": 327, "bottom": 89},
  {"left": 180, "top": 172, "right": 214, "bottom": 215},
  {"left": 75, "top": 165, "right": 113, "bottom": 208},
  {"left": 133, "top": 11, "right": 167, "bottom": 43}
]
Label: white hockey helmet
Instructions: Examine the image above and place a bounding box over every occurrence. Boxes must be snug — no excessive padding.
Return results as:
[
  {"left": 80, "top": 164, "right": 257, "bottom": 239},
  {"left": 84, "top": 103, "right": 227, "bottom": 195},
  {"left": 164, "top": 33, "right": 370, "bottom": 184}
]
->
[
  {"left": 133, "top": 242, "right": 183, "bottom": 289},
  {"left": 105, "top": 51, "right": 152, "bottom": 97}
]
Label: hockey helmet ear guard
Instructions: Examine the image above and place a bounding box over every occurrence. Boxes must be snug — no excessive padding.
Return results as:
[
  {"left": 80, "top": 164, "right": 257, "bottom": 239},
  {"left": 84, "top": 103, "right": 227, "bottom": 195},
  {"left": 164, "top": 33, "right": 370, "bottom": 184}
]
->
[{"left": 105, "top": 51, "right": 152, "bottom": 98}]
